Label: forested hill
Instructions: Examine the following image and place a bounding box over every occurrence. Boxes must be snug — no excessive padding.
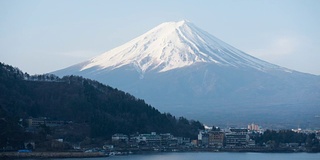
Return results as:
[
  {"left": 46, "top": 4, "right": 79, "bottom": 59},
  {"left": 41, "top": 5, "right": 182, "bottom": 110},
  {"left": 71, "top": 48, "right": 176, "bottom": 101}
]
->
[{"left": 0, "top": 62, "right": 204, "bottom": 140}]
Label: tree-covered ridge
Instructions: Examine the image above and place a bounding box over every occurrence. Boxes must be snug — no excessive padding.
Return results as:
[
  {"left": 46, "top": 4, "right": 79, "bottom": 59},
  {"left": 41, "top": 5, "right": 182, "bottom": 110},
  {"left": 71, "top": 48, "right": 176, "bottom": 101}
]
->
[
  {"left": 0, "top": 62, "right": 204, "bottom": 149},
  {"left": 254, "top": 129, "right": 320, "bottom": 152}
]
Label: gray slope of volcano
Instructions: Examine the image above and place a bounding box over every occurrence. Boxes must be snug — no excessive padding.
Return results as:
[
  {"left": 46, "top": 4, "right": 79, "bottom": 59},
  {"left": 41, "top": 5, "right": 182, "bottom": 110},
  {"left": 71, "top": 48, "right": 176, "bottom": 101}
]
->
[{"left": 53, "top": 21, "right": 320, "bottom": 128}]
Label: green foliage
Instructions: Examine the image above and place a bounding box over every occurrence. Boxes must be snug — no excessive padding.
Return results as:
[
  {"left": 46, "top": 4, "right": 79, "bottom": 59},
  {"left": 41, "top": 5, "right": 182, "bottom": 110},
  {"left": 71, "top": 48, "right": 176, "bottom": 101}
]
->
[
  {"left": 0, "top": 62, "right": 203, "bottom": 147},
  {"left": 254, "top": 129, "right": 320, "bottom": 151},
  {"left": 256, "top": 130, "right": 307, "bottom": 145},
  {"left": 211, "top": 126, "right": 221, "bottom": 131}
]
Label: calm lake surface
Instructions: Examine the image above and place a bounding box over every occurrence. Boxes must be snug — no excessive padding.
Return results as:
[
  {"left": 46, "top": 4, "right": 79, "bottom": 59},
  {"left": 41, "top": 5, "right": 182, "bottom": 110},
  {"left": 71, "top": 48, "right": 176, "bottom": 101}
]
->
[{"left": 32, "top": 152, "right": 320, "bottom": 160}]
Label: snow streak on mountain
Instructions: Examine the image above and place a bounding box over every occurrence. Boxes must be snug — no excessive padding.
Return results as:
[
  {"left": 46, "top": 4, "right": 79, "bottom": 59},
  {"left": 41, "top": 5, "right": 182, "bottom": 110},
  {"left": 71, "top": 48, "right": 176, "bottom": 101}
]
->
[
  {"left": 79, "top": 20, "right": 285, "bottom": 76},
  {"left": 54, "top": 20, "right": 320, "bottom": 128}
]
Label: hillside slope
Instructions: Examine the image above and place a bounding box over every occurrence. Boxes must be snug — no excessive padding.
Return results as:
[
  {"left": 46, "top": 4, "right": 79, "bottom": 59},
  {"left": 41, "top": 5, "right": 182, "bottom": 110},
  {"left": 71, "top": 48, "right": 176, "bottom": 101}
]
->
[{"left": 0, "top": 62, "right": 203, "bottom": 149}]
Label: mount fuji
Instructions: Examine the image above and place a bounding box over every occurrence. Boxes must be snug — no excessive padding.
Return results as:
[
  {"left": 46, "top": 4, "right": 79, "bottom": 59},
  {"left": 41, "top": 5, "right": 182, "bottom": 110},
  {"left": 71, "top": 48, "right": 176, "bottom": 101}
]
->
[{"left": 53, "top": 20, "right": 320, "bottom": 128}]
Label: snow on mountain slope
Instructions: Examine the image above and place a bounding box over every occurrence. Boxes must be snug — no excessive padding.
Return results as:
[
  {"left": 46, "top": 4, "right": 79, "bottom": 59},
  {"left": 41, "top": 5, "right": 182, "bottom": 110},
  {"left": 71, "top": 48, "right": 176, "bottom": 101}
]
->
[
  {"left": 53, "top": 20, "right": 320, "bottom": 128},
  {"left": 79, "top": 20, "right": 285, "bottom": 75}
]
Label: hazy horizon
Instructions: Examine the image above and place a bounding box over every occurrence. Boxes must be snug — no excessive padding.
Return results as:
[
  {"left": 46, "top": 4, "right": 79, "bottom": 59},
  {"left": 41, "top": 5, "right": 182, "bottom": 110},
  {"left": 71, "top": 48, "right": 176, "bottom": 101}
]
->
[{"left": 1, "top": 0, "right": 320, "bottom": 75}]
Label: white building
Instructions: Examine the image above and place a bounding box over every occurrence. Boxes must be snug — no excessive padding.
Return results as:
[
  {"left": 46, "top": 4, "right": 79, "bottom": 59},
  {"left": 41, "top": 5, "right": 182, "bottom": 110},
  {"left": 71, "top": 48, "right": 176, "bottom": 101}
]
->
[{"left": 112, "top": 134, "right": 128, "bottom": 143}]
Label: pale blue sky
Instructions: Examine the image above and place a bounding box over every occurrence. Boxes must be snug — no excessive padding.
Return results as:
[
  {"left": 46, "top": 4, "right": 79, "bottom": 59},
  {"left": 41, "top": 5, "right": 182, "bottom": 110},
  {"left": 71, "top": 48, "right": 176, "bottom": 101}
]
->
[{"left": 1, "top": 0, "right": 319, "bottom": 75}]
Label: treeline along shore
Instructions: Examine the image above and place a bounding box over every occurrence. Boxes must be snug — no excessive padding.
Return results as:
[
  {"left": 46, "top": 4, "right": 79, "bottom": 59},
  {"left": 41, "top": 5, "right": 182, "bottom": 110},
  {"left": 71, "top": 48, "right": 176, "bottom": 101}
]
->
[{"left": 0, "top": 151, "right": 106, "bottom": 159}]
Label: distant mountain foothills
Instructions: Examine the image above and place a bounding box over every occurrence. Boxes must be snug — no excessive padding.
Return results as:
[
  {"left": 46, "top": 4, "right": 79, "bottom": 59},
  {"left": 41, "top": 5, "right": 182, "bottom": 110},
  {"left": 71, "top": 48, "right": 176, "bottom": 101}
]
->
[
  {"left": 53, "top": 20, "right": 320, "bottom": 128},
  {"left": 0, "top": 62, "right": 204, "bottom": 149}
]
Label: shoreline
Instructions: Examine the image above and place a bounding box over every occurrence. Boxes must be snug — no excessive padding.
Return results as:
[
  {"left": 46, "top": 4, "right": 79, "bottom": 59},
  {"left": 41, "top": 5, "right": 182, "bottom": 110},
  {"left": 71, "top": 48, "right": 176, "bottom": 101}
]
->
[
  {"left": 0, "top": 151, "right": 107, "bottom": 159},
  {"left": 0, "top": 148, "right": 317, "bottom": 159}
]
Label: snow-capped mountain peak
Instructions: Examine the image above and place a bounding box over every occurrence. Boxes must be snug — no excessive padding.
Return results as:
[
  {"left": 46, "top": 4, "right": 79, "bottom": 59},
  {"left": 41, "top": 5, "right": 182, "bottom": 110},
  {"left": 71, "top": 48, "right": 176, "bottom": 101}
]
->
[
  {"left": 80, "top": 20, "right": 283, "bottom": 74},
  {"left": 53, "top": 21, "right": 320, "bottom": 128}
]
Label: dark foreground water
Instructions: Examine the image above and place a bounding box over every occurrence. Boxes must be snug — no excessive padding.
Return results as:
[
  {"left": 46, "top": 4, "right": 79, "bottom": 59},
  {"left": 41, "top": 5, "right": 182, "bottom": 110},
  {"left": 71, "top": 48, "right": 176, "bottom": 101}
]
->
[{"left": 28, "top": 152, "right": 320, "bottom": 160}]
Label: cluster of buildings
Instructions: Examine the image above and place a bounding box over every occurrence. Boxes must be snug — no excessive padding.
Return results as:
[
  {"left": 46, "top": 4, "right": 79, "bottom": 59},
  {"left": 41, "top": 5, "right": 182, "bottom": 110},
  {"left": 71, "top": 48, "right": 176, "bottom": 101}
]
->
[
  {"left": 111, "top": 123, "right": 263, "bottom": 150},
  {"left": 25, "top": 117, "right": 266, "bottom": 150},
  {"left": 111, "top": 132, "right": 190, "bottom": 147},
  {"left": 197, "top": 128, "right": 258, "bottom": 148},
  {"left": 26, "top": 117, "right": 66, "bottom": 128}
]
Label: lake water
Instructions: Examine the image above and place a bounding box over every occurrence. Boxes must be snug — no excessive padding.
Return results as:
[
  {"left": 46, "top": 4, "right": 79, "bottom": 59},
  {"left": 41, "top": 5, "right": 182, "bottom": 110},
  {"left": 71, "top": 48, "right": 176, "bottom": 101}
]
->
[{"left": 42, "top": 152, "right": 320, "bottom": 160}]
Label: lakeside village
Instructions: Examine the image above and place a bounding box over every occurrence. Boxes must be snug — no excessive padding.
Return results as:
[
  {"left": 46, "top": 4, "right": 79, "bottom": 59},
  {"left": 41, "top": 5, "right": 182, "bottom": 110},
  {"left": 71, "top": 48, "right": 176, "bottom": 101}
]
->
[{"left": 1, "top": 117, "right": 320, "bottom": 158}]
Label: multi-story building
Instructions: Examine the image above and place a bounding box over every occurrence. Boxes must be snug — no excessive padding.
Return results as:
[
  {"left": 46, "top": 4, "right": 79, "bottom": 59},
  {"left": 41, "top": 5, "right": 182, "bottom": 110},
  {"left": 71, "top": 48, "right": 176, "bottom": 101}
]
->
[
  {"left": 208, "top": 131, "right": 225, "bottom": 147},
  {"left": 225, "top": 129, "right": 249, "bottom": 147},
  {"left": 248, "top": 123, "right": 259, "bottom": 131},
  {"left": 136, "top": 132, "right": 161, "bottom": 145},
  {"left": 198, "top": 131, "right": 209, "bottom": 146}
]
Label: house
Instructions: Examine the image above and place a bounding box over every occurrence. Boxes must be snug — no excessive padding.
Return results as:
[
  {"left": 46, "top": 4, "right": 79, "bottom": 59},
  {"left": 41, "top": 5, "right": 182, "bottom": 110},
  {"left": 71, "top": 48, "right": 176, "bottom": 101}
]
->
[
  {"left": 24, "top": 141, "right": 35, "bottom": 150},
  {"left": 112, "top": 134, "right": 128, "bottom": 143},
  {"left": 26, "top": 117, "right": 65, "bottom": 127},
  {"left": 198, "top": 130, "right": 209, "bottom": 146},
  {"left": 177, "top": 137, "right": 190, "bottom": 145}
]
